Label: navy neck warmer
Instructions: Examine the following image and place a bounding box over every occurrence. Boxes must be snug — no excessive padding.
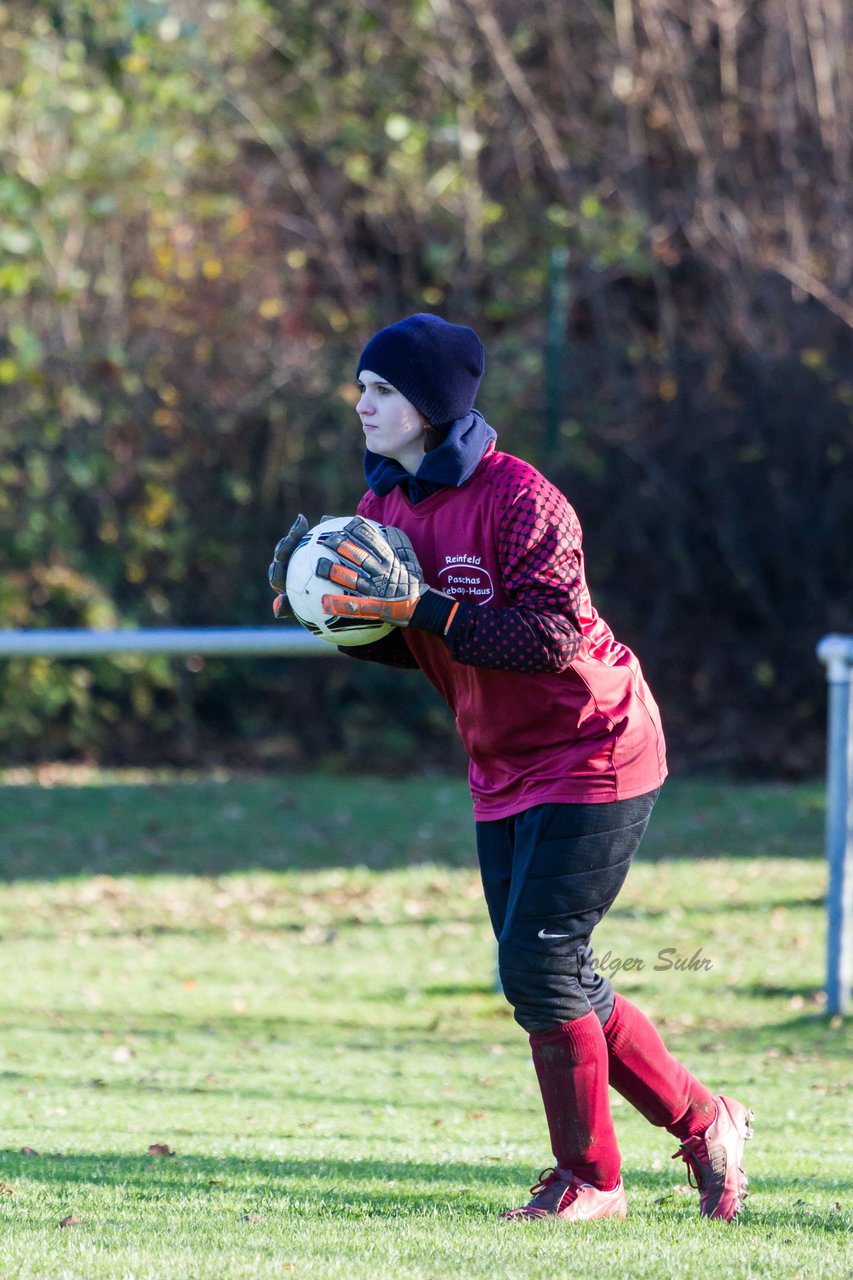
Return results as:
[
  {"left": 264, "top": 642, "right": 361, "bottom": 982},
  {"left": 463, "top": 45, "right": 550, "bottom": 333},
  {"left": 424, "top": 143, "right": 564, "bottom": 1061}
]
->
[{"left": 363, "top": 410, "right": 497, "bottom": 504}]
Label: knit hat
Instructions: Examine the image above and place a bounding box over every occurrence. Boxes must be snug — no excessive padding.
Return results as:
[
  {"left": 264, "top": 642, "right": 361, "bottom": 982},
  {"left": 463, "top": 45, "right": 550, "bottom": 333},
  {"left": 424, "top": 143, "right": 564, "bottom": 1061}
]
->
[{"left": 357, "top": 313, "right": 485, "bottom": 431}]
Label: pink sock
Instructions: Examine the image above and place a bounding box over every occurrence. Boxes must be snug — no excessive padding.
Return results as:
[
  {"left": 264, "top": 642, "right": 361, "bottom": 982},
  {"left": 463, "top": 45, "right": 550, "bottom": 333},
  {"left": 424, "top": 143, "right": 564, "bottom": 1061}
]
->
[
  {"left": 530, "top": 1009, "right": 622, "bottom": 1190},
  {"left": 603, "top": 994, "right": 716, "bottom": 1140}
]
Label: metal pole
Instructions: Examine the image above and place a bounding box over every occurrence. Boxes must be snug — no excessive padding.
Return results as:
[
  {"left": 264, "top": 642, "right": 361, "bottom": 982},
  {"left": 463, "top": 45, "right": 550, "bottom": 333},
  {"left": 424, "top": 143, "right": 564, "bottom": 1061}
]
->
[
  {"left": 0, "top": 627, "right": 334, "bottom": 659},
  {"left": 817, "top": 635, "right": 853, "bottom": 1016}
]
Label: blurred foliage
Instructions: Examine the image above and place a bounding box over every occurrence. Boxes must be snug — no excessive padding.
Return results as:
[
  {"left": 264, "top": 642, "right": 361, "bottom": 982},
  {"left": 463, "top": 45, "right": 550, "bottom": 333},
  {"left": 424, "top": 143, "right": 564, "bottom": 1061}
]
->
[{"left": 0, "top": 0, "right": 851, "bottom": 775}]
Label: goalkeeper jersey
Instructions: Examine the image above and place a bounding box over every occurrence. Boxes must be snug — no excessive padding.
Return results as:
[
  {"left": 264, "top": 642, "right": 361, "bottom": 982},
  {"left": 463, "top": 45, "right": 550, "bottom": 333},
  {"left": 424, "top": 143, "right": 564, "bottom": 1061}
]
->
[{"left": 357, "top": 443, "right": 667, "bottom": 820}]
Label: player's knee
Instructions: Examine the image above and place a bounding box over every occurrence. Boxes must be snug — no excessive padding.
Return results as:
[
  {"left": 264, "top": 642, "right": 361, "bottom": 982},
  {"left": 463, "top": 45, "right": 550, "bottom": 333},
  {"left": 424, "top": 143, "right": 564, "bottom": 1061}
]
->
[
  {"left": 497, "top": 939, "right": 591, "bottom": 1031},
  {"left": 576, "top": 943, "right": 616, "bottom": 1026}
]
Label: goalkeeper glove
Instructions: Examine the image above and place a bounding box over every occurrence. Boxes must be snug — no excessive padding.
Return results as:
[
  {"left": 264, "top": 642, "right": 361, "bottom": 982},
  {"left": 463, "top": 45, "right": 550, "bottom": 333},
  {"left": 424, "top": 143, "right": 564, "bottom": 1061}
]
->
[
  {"left": 268, "top": 513, "right": 309, "bottom": 618},
  {"left": 316, "top": 516, "right": 459, "bottom": 636}
]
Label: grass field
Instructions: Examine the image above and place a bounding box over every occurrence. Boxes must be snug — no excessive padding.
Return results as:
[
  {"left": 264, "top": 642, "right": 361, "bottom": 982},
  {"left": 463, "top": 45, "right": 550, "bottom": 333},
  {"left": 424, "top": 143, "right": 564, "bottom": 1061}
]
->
[{"left": 0, "top": 769, "right": 850, "bottom": 1279}]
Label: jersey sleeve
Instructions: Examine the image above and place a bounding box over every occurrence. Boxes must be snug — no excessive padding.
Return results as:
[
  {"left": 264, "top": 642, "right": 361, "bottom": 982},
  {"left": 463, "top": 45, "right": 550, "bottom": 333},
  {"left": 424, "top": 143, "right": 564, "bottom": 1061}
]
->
[
  {"left": 337, "top": 628, "right": 420, "bottom": 669},
  {"left": 443, "top": 472, "right": 584, "bottom": 673}
]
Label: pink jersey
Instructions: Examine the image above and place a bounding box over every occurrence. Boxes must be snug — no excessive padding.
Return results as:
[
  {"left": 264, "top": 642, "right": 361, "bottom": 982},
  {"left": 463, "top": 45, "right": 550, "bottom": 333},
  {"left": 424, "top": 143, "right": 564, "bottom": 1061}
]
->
[{"left": 358, "top": 446, "right": 667, "bottom": 819}]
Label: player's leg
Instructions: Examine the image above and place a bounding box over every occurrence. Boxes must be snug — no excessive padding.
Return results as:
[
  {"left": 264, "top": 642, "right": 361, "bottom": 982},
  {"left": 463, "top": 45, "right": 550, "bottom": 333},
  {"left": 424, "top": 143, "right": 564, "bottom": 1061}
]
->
[
  {"left": 600, "top": 991, "right": 752, "bottom": 1219},
  {"left": 477, "top": 793, "right": 657, "bottom": 1220},
  {"left": 601, "top": 989, "right": 716, "bottom": 1135},
  {"left": 571, "top": 939, "right": 718, "bottom": 1138},
  {"left": 479, "top": 793, "right": 752, "bottom": 1221},
  {"left": 477, "top": 817, "right": 625, "bottom": 1219},
  {"left": 569, "top": 869, "right": 753, "bottom": 1216}
]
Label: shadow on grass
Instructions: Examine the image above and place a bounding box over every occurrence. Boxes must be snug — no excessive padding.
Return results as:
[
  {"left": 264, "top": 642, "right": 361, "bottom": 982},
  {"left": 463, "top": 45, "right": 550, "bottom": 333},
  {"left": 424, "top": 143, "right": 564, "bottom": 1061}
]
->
[
  {"left": 608, "top": 895, "right": 824, "bottom": 922},
  {"left": 740, "top": 982, "right": 828, "bottom": 1000},
  {"left": 0, "top": 1068, "right": 511, "bottom": 1112},
  {"left": 0, "top": 1014, "right": 847, "bottom": 1124},
  {"left": 0, "top": 999, "right": 847, "bottom": 1063},
  {"left": 716, "top": 1013, "right": 850, "bottom": 1060},
  {"left": 3, "top": 1151, "right": 850, "bottom": 1235},
  {"left": 422, "top": 983, "right": 496, "bottom": 998},
  {"left": 0, "top": 776, "right": 825, "bottom": 881},
  {"left": 0, "top": 915, "right": 485, "bottom": 944}
]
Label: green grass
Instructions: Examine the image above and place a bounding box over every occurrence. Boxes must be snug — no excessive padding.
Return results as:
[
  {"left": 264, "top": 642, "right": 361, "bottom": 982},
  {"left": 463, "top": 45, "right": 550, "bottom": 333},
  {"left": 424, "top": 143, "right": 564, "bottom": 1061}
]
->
[{"left": 0, "top": 769, "right": 850, "bottom": 1279}]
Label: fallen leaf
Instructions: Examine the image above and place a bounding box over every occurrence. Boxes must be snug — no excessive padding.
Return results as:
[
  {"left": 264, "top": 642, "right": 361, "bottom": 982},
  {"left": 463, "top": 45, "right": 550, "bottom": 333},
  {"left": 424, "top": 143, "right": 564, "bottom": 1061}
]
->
[
  {"left": 146, "top": 1143, "right": 175, "bottom": 1158},
  {"left": 240, "top": 1212, "right": 265, "bottom": 1222},
  {"left": 59, "top": 1216, "right": 82, "bottom": 1228},
  {"left": 20, "top": 1147, "right": 39, "bottom": 1156},
  {"left": 0, "top": 1183, "right": 17, "bottom": 1196}
]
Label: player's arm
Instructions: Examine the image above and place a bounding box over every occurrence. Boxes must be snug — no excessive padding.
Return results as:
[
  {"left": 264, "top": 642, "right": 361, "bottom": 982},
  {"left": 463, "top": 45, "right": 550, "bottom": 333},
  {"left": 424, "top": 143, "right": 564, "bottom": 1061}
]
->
[
  {"left": 316, "top": 487, "right": 585, "bottom": 674},
  {"left": 337, "top": 628, "right": 420, "bottom": 669},
  {"left": 441, "top": 481, "right": 584, "bottom": 673}
]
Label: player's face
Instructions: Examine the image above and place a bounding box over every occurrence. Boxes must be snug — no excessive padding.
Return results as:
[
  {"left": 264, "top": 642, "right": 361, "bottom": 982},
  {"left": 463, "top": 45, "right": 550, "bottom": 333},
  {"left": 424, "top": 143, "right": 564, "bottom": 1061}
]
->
[{"left": 356, "top": 370, "right": 427, "bottom": 474}]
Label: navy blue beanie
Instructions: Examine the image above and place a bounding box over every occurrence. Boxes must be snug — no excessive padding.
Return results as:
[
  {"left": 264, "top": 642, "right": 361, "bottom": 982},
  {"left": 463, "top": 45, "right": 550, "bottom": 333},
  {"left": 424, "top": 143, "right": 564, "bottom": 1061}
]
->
[{"left": 357, "top": 313, "right": 485, "bottom": 431}]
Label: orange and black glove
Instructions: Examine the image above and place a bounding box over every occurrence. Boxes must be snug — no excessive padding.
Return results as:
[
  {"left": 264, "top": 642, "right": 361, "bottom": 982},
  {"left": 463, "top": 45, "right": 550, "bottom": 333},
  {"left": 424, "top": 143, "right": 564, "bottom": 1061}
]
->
[
  {"left": 316, "top": 517, "right": 459, "bottom": 636},
  {"left": 268, "top": 513, "right": 309, "bottom": 618}
]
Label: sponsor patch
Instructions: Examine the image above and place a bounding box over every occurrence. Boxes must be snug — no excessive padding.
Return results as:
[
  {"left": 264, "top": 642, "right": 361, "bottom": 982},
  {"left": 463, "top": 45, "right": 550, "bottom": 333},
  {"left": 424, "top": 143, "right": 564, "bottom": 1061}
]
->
[{"left": 438, "top": 558, "right": 494, "bottom": 603}]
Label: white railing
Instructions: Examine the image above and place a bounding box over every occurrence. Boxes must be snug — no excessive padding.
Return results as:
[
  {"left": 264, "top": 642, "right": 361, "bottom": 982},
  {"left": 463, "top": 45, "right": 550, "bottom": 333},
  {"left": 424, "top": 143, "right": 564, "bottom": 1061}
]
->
[
  {"left": 0, "top": 627, "right": 333, "bottom": 658},
  {"left": 817, "top": 635, "right": 853, "bottom": 1015}
]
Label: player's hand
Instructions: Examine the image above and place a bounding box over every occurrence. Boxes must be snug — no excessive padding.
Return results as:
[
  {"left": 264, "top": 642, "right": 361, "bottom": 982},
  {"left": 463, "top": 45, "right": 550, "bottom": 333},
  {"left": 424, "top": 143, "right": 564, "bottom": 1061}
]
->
[
  {"left": 316, "top": 517, "right": 459, "bottom": 635},
  {"left": 317, "top": 516, "right": 424, "bottom": 600},
  {"left": 268, "top": 513, "right": 309, "bottom": 618}
]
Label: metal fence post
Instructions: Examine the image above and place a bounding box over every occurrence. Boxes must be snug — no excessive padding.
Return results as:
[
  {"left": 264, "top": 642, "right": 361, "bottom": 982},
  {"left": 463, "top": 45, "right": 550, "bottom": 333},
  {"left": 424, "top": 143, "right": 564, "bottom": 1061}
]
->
[{"left": 817, "top": 635, "right": 853, "bottom": 1016}]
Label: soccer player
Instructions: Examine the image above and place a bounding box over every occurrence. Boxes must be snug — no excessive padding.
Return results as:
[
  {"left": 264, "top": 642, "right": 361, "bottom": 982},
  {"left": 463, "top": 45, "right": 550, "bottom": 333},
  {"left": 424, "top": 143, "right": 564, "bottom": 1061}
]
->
[{"left": 269, "top": 314, "right": 752, "bottom": 1222}]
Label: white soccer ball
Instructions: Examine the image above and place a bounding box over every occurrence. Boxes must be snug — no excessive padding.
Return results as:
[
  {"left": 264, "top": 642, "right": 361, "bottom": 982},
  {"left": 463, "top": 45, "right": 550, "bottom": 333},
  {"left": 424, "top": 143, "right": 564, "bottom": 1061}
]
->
[{"left": 285, "top": 516, "right": 394, "bottom": 647}]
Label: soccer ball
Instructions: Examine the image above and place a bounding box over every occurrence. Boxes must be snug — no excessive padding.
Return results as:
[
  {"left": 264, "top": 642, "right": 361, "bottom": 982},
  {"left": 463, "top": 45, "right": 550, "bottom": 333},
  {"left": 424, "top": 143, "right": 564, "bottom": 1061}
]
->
[{"left": 285, "top": 517, "right": 394, "bottom": 647}]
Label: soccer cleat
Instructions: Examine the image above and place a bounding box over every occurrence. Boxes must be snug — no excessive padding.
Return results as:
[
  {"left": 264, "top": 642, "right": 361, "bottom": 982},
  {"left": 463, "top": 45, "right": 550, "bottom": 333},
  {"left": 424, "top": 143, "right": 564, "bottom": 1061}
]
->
[
  {"left": 671, "top": 1095, "right": 753, "bottom": 1220},
  {"left": 500, "top": 1168, "right": 627, "bottom": 1222}
]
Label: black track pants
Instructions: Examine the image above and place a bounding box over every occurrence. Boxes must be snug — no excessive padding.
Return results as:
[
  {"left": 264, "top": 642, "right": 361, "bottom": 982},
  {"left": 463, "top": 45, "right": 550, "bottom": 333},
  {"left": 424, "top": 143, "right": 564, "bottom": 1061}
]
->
[{"left": 476, "top": 790, "right": 659, "bottom": 1033}]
